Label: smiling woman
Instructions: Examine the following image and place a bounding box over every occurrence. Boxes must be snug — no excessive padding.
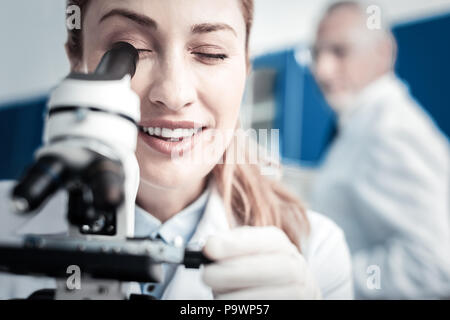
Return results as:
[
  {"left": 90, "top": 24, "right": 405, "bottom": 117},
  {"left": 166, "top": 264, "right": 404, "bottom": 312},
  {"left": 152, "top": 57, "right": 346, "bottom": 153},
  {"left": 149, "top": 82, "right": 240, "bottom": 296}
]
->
[
  {"left": 54, "top": 0, "right": 355, "bottom": 300},
  {"left": 66, "top": 0, "right": 308, "bottom": 251}
]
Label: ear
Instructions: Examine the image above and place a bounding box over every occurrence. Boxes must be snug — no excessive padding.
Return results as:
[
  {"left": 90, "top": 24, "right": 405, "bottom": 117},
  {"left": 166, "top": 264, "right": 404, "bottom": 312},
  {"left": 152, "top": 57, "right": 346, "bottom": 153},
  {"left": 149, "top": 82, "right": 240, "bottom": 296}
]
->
[
  {"left": 378, "top": 35, "right": 396, "bottom": 71},
  {"left": 387, "top": 34, "right": 398, "bottom": 68},
  {"left": 64, "top": 42, "right": 82, "bottom": 72}
]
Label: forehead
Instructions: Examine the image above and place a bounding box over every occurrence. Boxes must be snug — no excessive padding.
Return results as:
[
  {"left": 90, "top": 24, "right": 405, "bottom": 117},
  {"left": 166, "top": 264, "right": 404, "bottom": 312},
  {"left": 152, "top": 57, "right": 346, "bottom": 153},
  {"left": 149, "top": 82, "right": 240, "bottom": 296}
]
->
[
  {"left": 85, "top": 0, "right": 246, "bottom": 35},
  {"left": 316, "top": 7, "right": 366, "bottom": 44}
]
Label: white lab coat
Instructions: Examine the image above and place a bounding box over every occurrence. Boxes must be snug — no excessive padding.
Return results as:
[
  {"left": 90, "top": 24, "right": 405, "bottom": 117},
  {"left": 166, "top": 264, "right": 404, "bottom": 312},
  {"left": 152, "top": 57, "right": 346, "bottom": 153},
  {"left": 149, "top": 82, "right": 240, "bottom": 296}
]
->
[
  {"left": 311, "top": 73, "right": 450, "bottom": 299},
  {"left": 0, "top": 179, "right": 353, "bottom": 300}
]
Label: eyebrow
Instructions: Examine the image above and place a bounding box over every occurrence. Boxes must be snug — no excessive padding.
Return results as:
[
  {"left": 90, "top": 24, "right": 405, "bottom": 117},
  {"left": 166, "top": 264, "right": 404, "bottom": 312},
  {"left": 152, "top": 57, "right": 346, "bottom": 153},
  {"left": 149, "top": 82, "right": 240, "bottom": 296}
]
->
[
  {"left": 191, "top": 23, "right": 237, "bottom": 37},
  {"left": 99, "top": 8, "right": 236, "bottom": 37},
  {"left": 99, "top": 9, "right": 158, "bottom": 29}
]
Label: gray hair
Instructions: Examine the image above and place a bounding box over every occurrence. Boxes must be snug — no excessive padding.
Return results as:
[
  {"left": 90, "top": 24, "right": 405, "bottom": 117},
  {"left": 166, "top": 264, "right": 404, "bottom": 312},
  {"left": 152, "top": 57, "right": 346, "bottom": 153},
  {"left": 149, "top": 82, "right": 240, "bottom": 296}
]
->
[
  {"left": 320, "top": 1, "right": 397, "bottom": 69},
  {"left": 324, "top": 0, "right": 392, "bottom": 37}
]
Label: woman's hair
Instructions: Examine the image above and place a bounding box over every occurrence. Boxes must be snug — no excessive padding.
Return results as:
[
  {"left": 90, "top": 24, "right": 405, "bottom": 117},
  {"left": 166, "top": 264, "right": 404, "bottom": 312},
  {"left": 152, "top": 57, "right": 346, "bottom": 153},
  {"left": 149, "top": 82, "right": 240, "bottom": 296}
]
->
[{"left": 66, "top": 0, "right": 309, "bottom": 250}]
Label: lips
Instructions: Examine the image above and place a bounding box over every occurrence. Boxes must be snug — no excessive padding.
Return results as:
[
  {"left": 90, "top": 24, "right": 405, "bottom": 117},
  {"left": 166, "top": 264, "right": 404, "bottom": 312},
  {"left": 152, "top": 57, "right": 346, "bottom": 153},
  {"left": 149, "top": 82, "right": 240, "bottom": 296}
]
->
[
  {"left": 141, "top": 127, "right": 202, "bottom": 142},
  {"left": 138, "top": 120, "right": 208, "bottom": 156}
]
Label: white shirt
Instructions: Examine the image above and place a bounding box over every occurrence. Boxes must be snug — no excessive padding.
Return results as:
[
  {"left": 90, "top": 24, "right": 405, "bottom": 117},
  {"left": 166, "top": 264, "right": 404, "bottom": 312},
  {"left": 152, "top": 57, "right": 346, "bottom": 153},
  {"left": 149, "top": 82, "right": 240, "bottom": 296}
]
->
[
  {"left": 134, "top": 188, "right": 210, "bottom": 298},
  {"left": 311, "top": 73, "right": 450, "bottom": 299}
]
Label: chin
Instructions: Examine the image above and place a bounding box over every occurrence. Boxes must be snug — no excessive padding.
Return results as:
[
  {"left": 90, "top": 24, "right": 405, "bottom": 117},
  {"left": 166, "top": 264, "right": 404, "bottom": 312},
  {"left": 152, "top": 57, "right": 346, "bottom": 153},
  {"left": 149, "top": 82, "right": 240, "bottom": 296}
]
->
[
  {"left": 325, "top": 92, "right": 355, "bottom": 113},
  {"left": 137, "top": 155, "right": 213, "bottom": 192},
  {"left": 135, "top": 132, "right": 223, "bottom": 191},
  {"left": 137, "top": 157, "right": 184, "bottom": 188}
]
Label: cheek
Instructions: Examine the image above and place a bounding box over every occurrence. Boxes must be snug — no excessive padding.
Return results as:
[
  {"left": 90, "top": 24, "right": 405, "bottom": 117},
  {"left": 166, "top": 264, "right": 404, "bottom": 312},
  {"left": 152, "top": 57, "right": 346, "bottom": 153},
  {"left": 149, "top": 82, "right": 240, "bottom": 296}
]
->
[
  {"left": 341, "top": 58, "right": 366, "bottom": 87},
  {"left": 130, "top": 64, "right": 153, "bottom": 97},
  {"left": 197, "top": 63, "right": 247, "bottom": 130}
]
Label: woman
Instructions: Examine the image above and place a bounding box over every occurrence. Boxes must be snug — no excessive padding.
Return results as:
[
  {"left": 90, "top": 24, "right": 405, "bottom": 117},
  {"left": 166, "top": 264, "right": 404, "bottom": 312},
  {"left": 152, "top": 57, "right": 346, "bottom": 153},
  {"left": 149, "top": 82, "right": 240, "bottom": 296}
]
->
[{"left": 0, "top": 0, "right": 353, "bottom": 299}]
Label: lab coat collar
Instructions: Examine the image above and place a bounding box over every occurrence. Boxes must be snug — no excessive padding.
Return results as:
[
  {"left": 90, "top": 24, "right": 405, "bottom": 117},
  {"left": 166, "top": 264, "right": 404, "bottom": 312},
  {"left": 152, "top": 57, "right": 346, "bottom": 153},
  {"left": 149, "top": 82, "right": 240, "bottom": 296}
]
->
[
  {"left": 187, "top": 182, "right": 232, "bottom": 248},
  {"left": 162, "top": 182, "right": 232, "bottom": 300}
]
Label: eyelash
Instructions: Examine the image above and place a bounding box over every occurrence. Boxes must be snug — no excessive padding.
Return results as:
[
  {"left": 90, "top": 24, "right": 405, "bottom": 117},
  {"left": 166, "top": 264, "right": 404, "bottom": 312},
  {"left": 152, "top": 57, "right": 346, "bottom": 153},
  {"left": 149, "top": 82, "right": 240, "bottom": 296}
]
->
[
  {"left": 195, "top": 53, "right": 228, "bottom": 61},
  {"left": 137, "top": 49, "right": 152, "bottom": 57},
  {"left": 136, "top": 49, "right": 228, "bottom": 61}
]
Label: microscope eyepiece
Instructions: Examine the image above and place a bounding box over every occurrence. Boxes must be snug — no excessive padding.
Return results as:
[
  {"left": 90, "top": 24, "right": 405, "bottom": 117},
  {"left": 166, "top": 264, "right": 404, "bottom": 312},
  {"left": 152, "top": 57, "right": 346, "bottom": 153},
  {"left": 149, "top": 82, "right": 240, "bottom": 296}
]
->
[
  {"left": 11, "top": 155, "right": 68, "bottom": 214},
  {"left": 94, "top": 42, "right": 139, "bottom": 79}
]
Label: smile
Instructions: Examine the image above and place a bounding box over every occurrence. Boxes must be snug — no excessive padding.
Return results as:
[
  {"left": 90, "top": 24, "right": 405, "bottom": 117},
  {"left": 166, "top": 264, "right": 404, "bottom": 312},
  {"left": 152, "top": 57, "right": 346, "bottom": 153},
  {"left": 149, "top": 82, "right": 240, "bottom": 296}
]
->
[
  {"left": 138, "top": 120, "right": 208, "bottom": 156},
  {"left": 139, "top": 127, "right": 203, "bottom": 142}
]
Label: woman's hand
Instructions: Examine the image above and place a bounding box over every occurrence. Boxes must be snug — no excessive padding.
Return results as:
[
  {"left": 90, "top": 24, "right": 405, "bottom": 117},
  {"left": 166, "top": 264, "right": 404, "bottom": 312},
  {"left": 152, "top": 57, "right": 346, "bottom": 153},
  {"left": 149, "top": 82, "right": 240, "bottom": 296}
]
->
[{"left": 202, "top": 226, "right": 322, "bottom": 300}]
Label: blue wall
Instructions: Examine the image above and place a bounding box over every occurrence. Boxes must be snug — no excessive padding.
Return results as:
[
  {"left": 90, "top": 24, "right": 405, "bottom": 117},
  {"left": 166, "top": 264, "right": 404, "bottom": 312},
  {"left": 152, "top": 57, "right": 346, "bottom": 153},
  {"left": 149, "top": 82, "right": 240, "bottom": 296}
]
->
[
  {"left": 393, "top": 12, "right": 450, "bottom": 137},
  {"left": 0, "top": 97, "right": 47, "bottom": 180},
  {"left": 253, "top": 51, "right": 336, "bottom": 165}
]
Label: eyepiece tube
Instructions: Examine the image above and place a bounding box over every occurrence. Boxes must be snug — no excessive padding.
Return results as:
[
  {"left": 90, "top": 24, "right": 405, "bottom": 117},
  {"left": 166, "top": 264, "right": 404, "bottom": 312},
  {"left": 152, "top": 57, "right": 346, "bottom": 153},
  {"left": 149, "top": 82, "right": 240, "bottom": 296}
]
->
[
  {"left": 11, "top": 155, "right": 68, "bottom": 213},
  {"left": 94, "top": 42, "right": 139, "bottom": 79}
]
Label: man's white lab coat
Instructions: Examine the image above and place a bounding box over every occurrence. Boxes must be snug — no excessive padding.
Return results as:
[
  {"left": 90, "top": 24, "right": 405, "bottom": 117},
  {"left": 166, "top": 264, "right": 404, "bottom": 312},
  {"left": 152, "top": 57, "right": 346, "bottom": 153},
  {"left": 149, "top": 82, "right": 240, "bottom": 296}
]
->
[
  {"left": 0, "top": 180, "right": 353, "bottom": 300},
  {"left": 311, "top": 73, "right": 450, "bottom": 299}
]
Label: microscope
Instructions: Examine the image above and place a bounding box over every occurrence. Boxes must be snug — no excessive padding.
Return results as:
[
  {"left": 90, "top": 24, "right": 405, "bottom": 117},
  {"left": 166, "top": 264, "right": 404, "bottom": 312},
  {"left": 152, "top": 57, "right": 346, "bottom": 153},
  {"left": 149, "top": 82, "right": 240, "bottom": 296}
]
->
[{"left": 0, "top": 42, "right": 210, "bottom": 300}]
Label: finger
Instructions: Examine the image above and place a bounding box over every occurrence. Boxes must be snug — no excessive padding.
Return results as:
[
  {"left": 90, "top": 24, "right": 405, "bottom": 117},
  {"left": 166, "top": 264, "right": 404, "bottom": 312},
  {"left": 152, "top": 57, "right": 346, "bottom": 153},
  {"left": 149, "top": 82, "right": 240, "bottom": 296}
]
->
[
  {"left": 203, "top": 226, "right": 298, "bottom": 261},
  {"left": 214, "top": 284, "right": 309, "bottom": 300},
  {"left": 202, "top": 253, "right": 307, "bottom": 293}
]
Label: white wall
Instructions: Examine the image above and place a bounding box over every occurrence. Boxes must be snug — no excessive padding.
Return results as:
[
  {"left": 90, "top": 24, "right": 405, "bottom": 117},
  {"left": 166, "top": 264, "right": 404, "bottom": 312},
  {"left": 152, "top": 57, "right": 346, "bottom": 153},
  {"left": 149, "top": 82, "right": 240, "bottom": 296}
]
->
[
  {"left": 250, "top": 0, "right": 450, "bottom": 55},
  {"left": 0, "top": 0, "right": 69, "bottom": 102},
  {"left": 1, "top": 0, "right": 449, "bottom": 103}
]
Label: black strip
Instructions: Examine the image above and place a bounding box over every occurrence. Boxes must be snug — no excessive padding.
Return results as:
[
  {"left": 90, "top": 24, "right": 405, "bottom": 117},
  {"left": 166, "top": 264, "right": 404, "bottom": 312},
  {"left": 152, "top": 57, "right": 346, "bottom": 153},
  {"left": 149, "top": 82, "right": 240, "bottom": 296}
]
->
[{"left": 48, "top": 106, "right": 137, "bottom": 127}]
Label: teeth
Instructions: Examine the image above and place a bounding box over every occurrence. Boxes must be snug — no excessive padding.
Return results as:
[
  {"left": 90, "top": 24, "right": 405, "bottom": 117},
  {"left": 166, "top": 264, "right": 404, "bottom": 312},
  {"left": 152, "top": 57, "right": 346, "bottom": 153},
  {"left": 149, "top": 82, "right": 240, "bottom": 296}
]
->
[
  {"left": 141, "top": 127, "right": 203, "bottom": 139},
  {"left": 161, "top": 128, "right": 173, "bottom": 138}
]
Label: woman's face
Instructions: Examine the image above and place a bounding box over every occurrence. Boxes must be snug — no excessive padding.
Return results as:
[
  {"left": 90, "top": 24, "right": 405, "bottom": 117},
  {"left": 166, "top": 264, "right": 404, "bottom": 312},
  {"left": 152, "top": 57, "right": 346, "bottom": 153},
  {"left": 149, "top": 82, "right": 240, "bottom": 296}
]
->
[{"left": 78, "top": 0, "right": 248, "bottom": 192}]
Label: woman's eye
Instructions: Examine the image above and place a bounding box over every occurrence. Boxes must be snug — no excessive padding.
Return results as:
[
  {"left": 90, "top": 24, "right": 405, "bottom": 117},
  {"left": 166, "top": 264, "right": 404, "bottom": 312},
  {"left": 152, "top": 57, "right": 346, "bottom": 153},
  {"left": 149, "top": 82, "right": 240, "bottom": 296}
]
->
[
  {"left": 137, "top": 49, "right": 153, "bottom": 58},
  {"left": 193, "top": 52, "right": 228, "bottom": 61}
]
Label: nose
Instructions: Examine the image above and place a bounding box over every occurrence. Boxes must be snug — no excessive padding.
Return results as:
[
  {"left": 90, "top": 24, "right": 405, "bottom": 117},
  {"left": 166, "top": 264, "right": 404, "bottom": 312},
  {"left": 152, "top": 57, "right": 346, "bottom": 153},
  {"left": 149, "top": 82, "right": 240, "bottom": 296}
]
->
[
  {"left": 147, "top": 52, "right": 197, "bottom": 111},
  {"left": 313, "top": 51, "right": 338, "bottom": 85}
]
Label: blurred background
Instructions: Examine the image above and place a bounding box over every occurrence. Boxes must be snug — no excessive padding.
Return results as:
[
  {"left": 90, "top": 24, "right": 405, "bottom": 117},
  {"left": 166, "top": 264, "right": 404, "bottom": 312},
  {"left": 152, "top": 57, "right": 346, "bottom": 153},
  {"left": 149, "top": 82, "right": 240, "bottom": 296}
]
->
[
  {"left": 0, "top": 0, "right": 449, "bottom": 195},
  {"left": 0, "top": 0, "right": 449, "bottom": 300}
]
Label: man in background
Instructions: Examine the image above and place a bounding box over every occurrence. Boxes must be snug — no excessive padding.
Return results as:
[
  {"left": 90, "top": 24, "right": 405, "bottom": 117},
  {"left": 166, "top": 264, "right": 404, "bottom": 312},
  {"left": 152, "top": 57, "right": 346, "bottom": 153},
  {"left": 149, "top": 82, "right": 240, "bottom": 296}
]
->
[{"left": 310, "top": 1, "right": 450, "bottom": 299}]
